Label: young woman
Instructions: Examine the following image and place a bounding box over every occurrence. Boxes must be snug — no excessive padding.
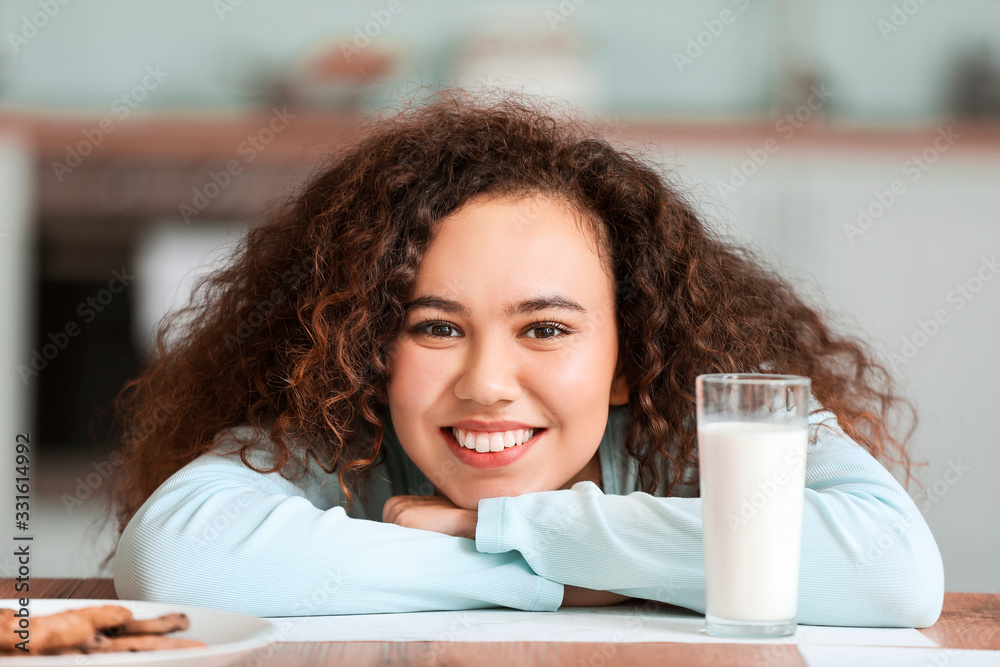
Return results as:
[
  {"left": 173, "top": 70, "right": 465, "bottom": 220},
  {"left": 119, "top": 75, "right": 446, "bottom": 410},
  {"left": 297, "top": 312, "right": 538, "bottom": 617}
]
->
[{"left": 105, "top": 90, "right": 943, "bottom": 625}]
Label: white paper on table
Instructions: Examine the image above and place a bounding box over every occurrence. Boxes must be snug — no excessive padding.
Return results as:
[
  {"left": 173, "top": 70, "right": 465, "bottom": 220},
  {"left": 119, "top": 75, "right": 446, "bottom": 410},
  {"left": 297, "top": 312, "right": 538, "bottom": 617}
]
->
[
  {"left": 265, "top": 600, "right": 937, "bottom": 647},
  {"left": 798, "top": 646, "right": 1000, "bottom": 667}
]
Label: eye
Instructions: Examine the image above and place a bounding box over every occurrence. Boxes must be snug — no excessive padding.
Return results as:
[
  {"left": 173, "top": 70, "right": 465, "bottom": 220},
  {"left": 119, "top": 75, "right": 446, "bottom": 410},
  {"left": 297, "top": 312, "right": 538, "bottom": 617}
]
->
[
  {"left": 408, "top": 319, "right": 573, "bottom": 340},
  {"left": 409, "top": 320, "right": 461, "bottom": 338},
  {"left": 523, "top": 321, "right": 572, "bottom": 339}
]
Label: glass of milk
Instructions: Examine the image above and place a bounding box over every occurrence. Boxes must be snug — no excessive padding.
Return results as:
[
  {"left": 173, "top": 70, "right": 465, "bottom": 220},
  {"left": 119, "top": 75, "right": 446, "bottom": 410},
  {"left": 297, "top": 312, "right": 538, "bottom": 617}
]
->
[{"left": 697, "top": 373, "right": 810, "bottom": 638}]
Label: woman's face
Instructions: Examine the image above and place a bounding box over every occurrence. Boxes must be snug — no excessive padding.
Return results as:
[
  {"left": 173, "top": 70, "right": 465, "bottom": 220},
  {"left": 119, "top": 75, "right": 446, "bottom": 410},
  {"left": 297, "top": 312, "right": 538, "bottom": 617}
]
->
[{"left": 386, "top": 193, "right": 628, "bottom": 510}]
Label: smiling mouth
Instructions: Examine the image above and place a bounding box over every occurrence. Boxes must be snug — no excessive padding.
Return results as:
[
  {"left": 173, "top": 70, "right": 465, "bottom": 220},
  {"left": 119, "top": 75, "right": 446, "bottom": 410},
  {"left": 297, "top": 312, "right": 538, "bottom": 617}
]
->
[{"left": 443, "top": 427, "right": 546, "bottom": 453}]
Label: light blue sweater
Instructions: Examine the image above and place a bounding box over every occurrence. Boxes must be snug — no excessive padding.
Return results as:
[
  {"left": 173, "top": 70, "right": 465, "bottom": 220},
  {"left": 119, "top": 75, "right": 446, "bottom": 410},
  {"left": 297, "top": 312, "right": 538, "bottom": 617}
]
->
[{"left": 113, "top": 403, "right": 944, "bottom": 626}]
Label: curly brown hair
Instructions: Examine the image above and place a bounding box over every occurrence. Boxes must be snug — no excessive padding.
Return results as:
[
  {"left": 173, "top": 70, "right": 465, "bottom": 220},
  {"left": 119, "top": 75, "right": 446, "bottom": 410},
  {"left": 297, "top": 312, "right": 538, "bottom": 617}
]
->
[{"left": 99, "top": 87, "right": 917, "bottom": 571}]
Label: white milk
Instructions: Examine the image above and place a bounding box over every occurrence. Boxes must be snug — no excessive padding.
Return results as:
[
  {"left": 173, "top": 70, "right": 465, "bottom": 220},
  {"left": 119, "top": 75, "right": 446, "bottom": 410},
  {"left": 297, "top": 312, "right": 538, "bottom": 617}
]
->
[{"left": 699, "top": 421, "right": 808, "bottom": 622}]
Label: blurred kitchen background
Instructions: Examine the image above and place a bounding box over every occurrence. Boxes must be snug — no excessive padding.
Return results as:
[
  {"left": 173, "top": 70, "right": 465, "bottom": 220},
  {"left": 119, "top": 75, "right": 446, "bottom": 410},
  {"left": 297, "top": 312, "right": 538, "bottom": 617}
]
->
[{"left": 0, "top": 0, "right": 998, "bottom": 592}]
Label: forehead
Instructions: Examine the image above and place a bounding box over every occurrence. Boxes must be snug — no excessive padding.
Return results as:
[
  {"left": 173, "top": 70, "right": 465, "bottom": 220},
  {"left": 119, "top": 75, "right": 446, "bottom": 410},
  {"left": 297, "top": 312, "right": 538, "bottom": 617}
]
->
[{"left": 411, "top": 194, "right": 613, "bottom": 308}]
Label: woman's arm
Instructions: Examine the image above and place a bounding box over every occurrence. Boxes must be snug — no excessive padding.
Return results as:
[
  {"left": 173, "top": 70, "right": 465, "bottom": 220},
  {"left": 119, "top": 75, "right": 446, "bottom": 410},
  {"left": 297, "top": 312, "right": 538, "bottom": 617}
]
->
[
  {"left": 113, "top": 450, "right": 564, "bottom": 617},
  {"left": 474, "top": 413, "right": 945, "bottom": 627}
]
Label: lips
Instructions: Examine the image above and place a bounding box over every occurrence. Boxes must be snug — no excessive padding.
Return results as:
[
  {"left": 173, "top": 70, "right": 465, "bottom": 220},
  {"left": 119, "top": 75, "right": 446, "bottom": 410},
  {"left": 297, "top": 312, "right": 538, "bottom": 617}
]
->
[
  {"left": 449, "top": 419, "right": 542, "bottom": 431},
  {"left": 451, "top": 427, "right": 537, "bottom": 452},
  {"left": 441, "top": 427, "right": 547, "bottom": 469}
]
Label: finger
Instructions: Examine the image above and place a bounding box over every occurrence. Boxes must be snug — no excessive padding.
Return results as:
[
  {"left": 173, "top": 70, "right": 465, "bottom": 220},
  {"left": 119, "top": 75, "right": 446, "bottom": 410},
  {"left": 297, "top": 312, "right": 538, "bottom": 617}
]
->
[
  {"left": 80, "top": 605, "right": 134, "bottom": 630},
  {"left": 382, "top": 496, "right": 414, "bottom": 523},
  {"left": 103, "top": 613, "right": 190, "bottom": 636},
  {"left": 11, "top": 609, "right": 96, "bottom": 653},
  {"left": 382, "top": 495, "right": 405, "bottom": 523}
]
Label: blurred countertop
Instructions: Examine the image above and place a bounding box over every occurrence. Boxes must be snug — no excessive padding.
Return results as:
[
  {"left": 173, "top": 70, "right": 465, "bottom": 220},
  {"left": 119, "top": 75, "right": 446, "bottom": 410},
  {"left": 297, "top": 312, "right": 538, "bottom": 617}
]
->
[{"left": 4, "top": 109, "right": 1000, "bottom": 160}]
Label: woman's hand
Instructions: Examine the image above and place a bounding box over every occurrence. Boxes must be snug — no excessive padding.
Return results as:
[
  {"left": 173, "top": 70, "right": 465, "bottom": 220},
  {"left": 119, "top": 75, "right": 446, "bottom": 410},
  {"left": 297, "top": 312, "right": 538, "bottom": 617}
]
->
[
  {"left": 383, "top": 496, "right": 630, "bottom": 607},
  {"left": 382, "top": 494, "right": 478, "bottom": 540},
  {"left": 561, "top": 585, "right": 631, "bottom": 607}
]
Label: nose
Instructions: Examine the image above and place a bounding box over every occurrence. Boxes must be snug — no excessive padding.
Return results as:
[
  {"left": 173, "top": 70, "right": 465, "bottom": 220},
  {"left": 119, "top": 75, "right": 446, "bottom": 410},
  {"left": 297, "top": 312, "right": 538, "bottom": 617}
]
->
[{"left": 452, "top": 332, "right": 522, "bottom": 405}]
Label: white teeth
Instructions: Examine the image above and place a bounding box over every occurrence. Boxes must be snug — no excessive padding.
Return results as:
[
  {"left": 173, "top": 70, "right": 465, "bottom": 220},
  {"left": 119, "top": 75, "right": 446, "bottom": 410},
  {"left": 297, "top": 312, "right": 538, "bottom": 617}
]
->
[{"left": 452, "top": 427, "right": 537, "bottom": 452}]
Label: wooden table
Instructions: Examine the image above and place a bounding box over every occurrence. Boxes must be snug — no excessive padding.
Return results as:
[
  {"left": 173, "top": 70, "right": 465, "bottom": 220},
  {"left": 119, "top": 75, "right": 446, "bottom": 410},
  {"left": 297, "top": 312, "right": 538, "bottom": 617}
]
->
[{"left": 3, "top": 579, "right": 998, "bottom": 666}]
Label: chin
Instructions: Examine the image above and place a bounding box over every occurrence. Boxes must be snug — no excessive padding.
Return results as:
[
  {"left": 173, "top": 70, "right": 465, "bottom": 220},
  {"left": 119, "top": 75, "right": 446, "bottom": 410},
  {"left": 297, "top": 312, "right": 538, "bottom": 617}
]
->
[
  {"left": 453, "top": 496, "right": 480, "bottom": 511},
  {"left": 436, "top": 488, "right": 478, "bottom": 510},
  {"left": 459, "top": 480, "right": 550, "bottom": 509},
  {"left": 441, "top": 485, "right": 503, "bottom": 510}
]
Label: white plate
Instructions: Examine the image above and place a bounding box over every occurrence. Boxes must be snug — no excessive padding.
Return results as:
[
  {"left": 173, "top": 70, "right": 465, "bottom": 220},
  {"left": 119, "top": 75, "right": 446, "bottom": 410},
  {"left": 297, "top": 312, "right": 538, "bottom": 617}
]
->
[{"left": 0, "top": 598, "right": 277, "bottom": 666}]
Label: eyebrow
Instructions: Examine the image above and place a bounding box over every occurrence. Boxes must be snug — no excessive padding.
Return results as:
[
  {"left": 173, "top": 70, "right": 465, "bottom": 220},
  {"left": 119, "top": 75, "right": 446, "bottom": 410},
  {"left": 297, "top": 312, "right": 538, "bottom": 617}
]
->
[{"left": 403, "top": 294, "right": 588, "bottom": 318}]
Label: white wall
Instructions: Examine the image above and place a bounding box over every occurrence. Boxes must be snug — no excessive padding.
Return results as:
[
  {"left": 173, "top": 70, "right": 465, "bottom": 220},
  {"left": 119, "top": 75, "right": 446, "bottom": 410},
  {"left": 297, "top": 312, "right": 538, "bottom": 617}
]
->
[
  {"left": 663, "top": 140, "right": 1000, "bottom": 593},
  {"left": 131, "top": 222, "right": 247, "bottom": 354},
  {"left": 2, "top": 0, "right": 999, "bottom": 120}
]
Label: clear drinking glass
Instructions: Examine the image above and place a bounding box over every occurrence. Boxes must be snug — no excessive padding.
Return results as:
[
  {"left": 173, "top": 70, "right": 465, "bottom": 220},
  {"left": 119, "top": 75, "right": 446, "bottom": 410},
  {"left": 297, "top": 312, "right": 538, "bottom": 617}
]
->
[{"left": 697, "top": 373, "right": 811, "bottom": 638}]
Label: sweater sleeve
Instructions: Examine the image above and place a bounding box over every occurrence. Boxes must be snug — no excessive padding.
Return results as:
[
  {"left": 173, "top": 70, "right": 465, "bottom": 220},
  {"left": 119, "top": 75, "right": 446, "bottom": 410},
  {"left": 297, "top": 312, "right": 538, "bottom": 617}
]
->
[
  {"left": 113, "top": 450, "right": 564, "bottom": 616},
  {"left": 474, "top": 413, "right": 945, "bottom": 628}
]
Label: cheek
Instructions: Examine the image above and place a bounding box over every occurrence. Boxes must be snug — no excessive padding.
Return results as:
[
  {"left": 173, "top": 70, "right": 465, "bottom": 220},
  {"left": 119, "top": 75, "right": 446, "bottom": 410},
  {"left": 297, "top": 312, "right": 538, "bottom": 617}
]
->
[
  {"left": 542, "top": 341, "right": 615, "bottom": 394},
  {"left": 388, "top": 344, "right": 450, "bottom": 407}
]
